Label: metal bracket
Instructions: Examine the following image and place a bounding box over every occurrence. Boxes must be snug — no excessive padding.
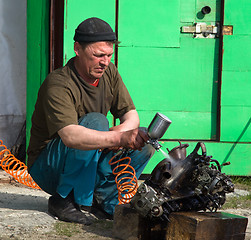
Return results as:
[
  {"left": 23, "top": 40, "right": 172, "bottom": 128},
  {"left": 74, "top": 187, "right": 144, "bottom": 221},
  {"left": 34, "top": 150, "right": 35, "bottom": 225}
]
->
[{"left": 181, "top": 22, "right": 220, "bottom": 39}]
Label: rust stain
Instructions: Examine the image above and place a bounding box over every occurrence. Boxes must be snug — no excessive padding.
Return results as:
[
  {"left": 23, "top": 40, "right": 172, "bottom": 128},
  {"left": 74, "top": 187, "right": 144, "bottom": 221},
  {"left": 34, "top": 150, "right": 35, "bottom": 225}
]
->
[{"left": 222, "top": 25, "right": 233, "bottom": 35}]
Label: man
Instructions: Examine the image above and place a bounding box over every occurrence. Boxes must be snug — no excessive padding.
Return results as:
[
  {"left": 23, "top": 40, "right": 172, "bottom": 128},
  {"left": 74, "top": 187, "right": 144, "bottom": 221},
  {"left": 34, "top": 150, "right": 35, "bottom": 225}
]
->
[{"left": 27, "top": 17, "right": 154, "bottom": 225}]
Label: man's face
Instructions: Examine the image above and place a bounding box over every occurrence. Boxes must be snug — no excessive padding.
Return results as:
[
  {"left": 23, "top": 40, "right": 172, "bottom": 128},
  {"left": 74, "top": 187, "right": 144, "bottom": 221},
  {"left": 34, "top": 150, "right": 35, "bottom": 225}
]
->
[{"left": 74, "top": 41, "right": 114, "bottom": 82}]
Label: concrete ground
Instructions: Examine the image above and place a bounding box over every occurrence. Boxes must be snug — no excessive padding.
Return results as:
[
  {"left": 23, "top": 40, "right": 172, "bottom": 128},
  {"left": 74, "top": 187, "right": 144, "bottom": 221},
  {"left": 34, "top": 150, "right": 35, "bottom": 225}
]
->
[
  {"left": 0, "top": 170, "right": 115, "bottom": 240},
  {"left": 0, "top": 170, "right": 250, "bottom": 240}
]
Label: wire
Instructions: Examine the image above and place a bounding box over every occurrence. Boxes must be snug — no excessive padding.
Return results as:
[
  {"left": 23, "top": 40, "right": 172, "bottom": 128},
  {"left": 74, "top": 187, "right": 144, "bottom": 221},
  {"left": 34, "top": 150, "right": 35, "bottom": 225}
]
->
[
  {"left": 109, "top": 151, "right": 138, "bottom": 204},
  {"left": 0, "top": 139, "right": 41, "bottom": 189},
  {"left": 0, "top": 139, "right": 139, "bottom": 201}
]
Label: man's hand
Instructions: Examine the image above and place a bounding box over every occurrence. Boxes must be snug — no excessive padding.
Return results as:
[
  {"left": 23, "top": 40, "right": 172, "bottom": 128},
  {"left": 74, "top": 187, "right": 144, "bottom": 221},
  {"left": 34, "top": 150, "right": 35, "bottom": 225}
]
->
[
  {"left": 102, "top": 128, "right": 149, "bottom": 153},
  {"left": 101, "top": 110, "right": 145, "bottom": 153},
  {"left": 120, "top": 128, "right": 149, "bottom": 151}
]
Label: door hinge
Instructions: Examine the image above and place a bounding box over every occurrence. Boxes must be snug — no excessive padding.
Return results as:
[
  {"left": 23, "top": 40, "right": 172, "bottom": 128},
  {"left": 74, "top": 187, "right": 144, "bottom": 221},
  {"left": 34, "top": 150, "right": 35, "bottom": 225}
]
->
[{"left": 181, "top": 22, "right": 220, "bottom": 39}]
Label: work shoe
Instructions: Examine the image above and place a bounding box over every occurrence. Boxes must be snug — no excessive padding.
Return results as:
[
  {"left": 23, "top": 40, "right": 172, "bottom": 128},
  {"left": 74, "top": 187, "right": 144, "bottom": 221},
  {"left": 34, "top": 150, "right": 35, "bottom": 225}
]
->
[
  {"left": 81, "top": 199, "right": 113, "bottom": 220},
  {"left": 48, "top": 193, "right": 93, "bottom": 225}
]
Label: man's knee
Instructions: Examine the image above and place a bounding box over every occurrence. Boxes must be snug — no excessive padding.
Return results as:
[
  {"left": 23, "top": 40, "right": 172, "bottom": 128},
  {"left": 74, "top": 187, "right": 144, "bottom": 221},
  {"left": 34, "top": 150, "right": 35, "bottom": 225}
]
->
[{"left": 78, "top": 112, "right": 109, "bottom": 131}]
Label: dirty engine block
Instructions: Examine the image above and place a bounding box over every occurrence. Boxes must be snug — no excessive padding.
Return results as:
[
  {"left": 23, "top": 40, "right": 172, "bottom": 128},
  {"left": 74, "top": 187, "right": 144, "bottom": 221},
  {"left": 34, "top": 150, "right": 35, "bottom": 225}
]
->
[{"left": 130, "top": 142, "right": 234, "bottom": 221}]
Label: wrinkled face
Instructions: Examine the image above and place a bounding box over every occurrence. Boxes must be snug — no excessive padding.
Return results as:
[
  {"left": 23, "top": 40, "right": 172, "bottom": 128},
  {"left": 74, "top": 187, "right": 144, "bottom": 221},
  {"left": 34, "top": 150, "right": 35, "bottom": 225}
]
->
[{"left": 74, "top": 41, "right": 114, "bottom": 82}]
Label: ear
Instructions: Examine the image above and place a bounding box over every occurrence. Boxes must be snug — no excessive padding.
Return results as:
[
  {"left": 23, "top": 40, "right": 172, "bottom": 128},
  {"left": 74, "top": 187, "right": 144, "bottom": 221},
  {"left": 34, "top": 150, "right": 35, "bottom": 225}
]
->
[{"left": 74, "top": 42, "right": 81, "bottom": 56}]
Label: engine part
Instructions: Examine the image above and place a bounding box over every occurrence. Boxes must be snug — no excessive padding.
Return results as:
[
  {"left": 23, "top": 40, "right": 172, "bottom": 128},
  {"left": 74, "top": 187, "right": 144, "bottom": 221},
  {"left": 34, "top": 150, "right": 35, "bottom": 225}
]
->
[
  {"left": 130, "top": 142, "right": 234, "bottom": 221},
  {"left": 166, "top": 140, "right": 189, "bottom": 161}
]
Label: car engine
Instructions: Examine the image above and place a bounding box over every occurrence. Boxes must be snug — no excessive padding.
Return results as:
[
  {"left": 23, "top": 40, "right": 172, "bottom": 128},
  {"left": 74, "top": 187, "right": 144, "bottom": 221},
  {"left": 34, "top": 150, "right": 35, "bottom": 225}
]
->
[{"left": 130, "top": 141, "right": 234, "bottom": 221}]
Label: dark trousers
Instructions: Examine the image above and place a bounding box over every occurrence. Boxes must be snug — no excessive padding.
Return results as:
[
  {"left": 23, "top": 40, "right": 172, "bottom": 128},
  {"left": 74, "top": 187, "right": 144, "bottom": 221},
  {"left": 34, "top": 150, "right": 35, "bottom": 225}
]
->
[{"left": 30, "top": 113, "right": 154, "bottom": 214}]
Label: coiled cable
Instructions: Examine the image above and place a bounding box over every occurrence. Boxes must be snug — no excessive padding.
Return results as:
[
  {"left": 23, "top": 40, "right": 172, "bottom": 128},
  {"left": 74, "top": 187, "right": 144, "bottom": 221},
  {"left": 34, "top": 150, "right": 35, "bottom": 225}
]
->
[
  {"left": 0, "top": 139, "right": 139, "bottom": 199},
  {"left": 109, "top": 150, "right": 138, "bottom": 204},
  {"left": 0, "top": 139, "right": 41, "bottom": 189}
]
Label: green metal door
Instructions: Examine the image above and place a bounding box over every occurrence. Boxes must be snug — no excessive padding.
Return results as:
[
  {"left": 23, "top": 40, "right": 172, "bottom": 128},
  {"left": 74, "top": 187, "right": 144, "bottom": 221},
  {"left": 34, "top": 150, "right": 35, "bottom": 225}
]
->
[
  {"left": 26, "top": 0, "right": 251, "bottom": 175},
  {"left": 63, "top": 0, "right": 221, "bottom": 140},
  {"left": 117, "top": 0, "right": 221, "bottom": 141}
]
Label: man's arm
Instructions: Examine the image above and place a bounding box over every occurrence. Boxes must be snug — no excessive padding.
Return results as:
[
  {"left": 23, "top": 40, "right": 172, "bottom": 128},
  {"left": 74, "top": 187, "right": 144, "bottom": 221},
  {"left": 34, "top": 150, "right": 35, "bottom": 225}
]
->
[
  {"left": 58, "top": 125, "right": 123, "bottom": 150},
  {"left": 58, "top": 110, "right": 148, "bottom": 151},
  {"left": 110, "top": 109, "right": 140, "bottom": 132}
]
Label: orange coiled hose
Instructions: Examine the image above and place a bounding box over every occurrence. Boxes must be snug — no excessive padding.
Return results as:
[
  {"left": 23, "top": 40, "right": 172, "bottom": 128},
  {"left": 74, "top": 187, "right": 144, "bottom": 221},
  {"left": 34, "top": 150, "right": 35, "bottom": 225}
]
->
[
  {"left": 109, "top": 152, "right": 138, "bottom": 204},
  {"left": 0, "top": 139, "right": 41, "bottom": 189}
]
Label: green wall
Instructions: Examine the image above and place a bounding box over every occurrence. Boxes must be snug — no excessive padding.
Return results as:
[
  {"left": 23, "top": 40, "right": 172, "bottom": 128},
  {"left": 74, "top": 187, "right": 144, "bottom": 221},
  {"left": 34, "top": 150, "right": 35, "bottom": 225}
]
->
[
  {"left": 220, "top": 0, "right": 251, "bottom": 143},
  {"left": 63, "top": 0, "right": 116, "bottom": 64},
  {"left": 26, "top": 0, "right": 50, "bottom": 149},
  {"left": 145, "top": 140, "right": 251, "bottom": 176},
  {"left": 26, "top": 0, "right": 250, "bottom": 175},
  {"left": 144, "top": 0, "right": 251, "bottom": 176}
]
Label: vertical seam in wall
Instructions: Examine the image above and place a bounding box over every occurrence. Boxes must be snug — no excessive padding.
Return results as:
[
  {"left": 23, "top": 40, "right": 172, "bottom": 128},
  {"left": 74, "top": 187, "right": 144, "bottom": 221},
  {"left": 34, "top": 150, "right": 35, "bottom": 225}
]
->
[
  {"left": 216, "top": 0, "right": 225, "bottom": 141},
  {"left": 50, "top": 0, "right": 54, "bottom": 72},
  {"left": 39, "top": 0, "right": 44, "bottom": 85},
  {"left": 113, "top": 0, "right": 119, "bottom": 127},
  {"left": 64, "top": 0, "right": 67, "bottom": 30},
  {"left": 50, "top": 0, "right": 64, "bottom": 71},
  {"left": 115, "top": 0, "right": 119, "bottom": 68}
]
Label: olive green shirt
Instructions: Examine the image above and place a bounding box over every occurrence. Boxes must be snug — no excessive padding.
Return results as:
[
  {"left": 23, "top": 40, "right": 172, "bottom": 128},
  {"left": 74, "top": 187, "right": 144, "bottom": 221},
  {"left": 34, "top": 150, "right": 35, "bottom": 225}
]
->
[{"left": 27, "top": 58, "right": 135, "bottom": 169}]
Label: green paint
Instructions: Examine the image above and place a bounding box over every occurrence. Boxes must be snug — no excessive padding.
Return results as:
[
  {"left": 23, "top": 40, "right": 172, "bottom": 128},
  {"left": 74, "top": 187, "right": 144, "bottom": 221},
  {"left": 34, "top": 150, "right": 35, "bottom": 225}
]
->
[
  {"left": 24, "top": 0, "right": 249, "bottom": 176},
  {"left": 220, "top": 0, "right": 251, "bottom": 145},
  {"left": 181, "top": 0, "right": 196, "bottom": 23},
  {"left": 224, "top": 0, "right": 251, "bottom": 35},
  {"left": 119, "top": 0, "right": 180, "bottom": 47},
  {"left": 63, "top": 0, "right": 116, "bottom": 64},
  {"left": 63, "top": 0, "right": 220, "bottom": 141},
  {"left": 222, "top": 36, "right": 251, "bottom": 71},
  {"left": 143, "top": 141, "right": 251, "bottom": 176},
  {"left": 26, "top": 0, "right": 50, "bottom": 157},
  {"left": 118, "top": 36, "right": 219, "bottom": 140},
  {"left": 138, "top": 110, "right": 217, "bottom": 140},
  {"left": 118, "top": 36, "right": 218, "bottom": 110},
  {"left": 220, "top": 107, "right": 251, "bottom": 142},
  {"left": 221, "top": 71, "right": 251, "bottom": 106}
]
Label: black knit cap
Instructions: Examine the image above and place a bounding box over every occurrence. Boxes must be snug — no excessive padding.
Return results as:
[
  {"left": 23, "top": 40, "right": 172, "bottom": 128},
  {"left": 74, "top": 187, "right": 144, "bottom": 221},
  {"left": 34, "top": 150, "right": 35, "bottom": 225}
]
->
[{"left": 74, "top": 17, "right": 116, "bottom": 42}]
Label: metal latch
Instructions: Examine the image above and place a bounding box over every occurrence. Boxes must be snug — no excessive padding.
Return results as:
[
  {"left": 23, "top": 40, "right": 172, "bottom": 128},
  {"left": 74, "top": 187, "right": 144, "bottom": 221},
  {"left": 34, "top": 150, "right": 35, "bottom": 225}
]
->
[{"left": 181, "top": 22, "right": 220, "bottom": 39}]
